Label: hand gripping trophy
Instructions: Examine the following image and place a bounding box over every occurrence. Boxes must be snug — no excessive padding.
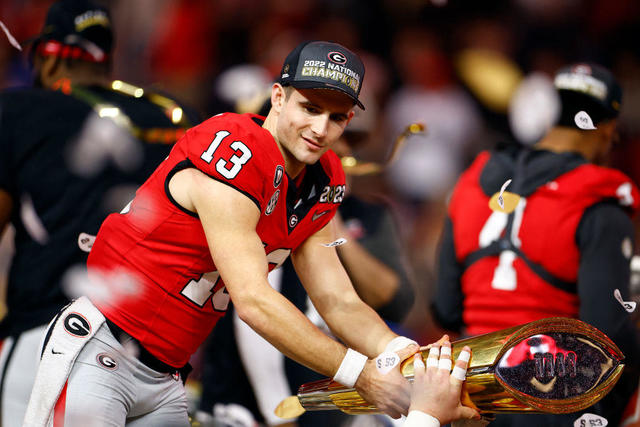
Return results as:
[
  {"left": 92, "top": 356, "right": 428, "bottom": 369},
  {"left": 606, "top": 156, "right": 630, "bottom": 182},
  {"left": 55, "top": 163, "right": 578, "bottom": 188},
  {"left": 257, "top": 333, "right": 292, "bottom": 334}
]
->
[{"left": 277, "top": 318, "right": 624, "bottom": 417}]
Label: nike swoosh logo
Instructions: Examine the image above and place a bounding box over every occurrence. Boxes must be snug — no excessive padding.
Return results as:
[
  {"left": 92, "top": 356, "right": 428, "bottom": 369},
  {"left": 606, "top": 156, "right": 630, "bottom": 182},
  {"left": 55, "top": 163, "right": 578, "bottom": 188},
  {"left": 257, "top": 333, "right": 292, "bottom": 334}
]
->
[
  {"left": 312, "top": 210, "right": 330, "bottom": 221},
  {"left": 51, "top": 349, "right": 63, "bottom": 355}
]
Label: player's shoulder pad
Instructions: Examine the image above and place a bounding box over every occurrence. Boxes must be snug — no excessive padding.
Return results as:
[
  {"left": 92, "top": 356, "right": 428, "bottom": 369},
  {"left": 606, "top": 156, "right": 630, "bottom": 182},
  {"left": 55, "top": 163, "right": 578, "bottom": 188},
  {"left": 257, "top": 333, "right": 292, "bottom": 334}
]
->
[
  {"left": 182, "top": 113, "right": 283, "bottom": 210},
  {"left": 565, "top": 164, "right": 640, "bottom": 214}
]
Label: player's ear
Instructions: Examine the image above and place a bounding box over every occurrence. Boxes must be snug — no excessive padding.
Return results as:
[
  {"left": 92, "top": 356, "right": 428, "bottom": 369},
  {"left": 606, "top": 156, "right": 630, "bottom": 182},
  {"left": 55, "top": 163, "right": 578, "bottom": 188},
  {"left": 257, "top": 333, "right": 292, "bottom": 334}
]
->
[
  {"left": 38, "top": 55, "right": 63, "bottom": 89},
  {"left": 345, "top": 110, "right": 355, "bottom": 125},
  {"left": 271, "top": 83, "right": 286, "bottom": 113}
]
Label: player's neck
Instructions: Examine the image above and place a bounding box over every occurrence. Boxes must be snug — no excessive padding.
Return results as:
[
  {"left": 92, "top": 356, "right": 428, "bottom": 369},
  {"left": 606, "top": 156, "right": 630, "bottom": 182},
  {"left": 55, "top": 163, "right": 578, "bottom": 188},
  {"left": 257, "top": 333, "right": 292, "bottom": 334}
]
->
[{"left": 535, "top": 127, "right": 599, "bottom": 162}]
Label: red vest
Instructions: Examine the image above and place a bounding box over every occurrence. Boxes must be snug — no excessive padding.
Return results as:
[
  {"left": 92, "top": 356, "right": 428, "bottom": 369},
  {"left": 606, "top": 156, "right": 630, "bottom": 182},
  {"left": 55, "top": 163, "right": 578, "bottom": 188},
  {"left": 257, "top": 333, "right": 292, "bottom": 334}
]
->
[
  {"left": 449, "top": 151, "right": 639, "bottom": 335},
  {"left": 88, "top": 113, "right": 345, "bottom": 367}
]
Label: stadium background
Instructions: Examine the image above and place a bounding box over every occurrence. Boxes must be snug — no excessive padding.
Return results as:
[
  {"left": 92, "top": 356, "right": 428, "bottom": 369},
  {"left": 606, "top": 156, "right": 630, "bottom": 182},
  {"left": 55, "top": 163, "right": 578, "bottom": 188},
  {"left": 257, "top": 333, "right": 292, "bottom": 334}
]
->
[{"left": 1, "top": 0, "right": 640, "bottom": 357}]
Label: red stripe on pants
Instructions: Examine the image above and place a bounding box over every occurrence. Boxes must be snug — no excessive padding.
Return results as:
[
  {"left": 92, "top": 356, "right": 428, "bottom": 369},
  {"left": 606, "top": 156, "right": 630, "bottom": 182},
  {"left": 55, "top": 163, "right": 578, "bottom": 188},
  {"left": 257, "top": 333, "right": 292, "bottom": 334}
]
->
[{"left": 53, "top": 380, "right": 68, "bottom": 427}]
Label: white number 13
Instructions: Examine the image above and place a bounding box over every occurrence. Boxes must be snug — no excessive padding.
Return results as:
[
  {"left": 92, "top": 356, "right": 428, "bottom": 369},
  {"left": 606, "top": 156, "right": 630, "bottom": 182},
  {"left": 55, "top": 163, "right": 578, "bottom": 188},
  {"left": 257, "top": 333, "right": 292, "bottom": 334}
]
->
[{"left": 201, "top": 130, "right": 252, "bottom": 179}]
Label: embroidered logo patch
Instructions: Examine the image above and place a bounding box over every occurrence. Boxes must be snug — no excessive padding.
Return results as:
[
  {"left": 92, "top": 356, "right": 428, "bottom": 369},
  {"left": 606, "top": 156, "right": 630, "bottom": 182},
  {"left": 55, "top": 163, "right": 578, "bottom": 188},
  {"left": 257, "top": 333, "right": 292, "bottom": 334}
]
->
[
  {"left": 63, "top": 313, "right": 91, "bottom": 337},
  {"left": 96, "top": 353, "right": 118, "bottom": 371},
  {"left": 265, "top": 189, "right": 280, "bottom": 215},
  {"left": 273, "top": 165, "right": 284, "bottom": 188}
]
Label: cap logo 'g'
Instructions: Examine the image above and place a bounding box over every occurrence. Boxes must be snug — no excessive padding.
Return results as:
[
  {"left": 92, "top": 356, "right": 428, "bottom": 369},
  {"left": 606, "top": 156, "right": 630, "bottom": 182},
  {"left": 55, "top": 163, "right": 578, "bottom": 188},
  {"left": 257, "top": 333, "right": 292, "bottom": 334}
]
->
[{"left": 328, "top": 51, "right": 347, "bottom": 65}]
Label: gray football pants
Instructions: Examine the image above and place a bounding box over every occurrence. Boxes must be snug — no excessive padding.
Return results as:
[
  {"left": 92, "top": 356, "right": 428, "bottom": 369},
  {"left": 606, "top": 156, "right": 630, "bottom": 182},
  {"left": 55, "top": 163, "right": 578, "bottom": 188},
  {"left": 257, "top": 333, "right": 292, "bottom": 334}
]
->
[
  {"left": 44, "top": 322, "right": 189, "bottom": 426},
  {"left": 0, "top": 325, "right": 46, "bottom": 427}
]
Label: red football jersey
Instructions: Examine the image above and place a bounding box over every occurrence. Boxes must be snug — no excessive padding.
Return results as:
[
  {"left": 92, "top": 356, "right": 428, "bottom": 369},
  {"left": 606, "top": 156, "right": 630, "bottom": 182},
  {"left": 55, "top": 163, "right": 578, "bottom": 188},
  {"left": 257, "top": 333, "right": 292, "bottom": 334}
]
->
[
  {"left": 449, "top": 151, "right": 639, "bottom": 335},
  {"left": 87, "top": 113, "right": 345, "bottom": 367}
]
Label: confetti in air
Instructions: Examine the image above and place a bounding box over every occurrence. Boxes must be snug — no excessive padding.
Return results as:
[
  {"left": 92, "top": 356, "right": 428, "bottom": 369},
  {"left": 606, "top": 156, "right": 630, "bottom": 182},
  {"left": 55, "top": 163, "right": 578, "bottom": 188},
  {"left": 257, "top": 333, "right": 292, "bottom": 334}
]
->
[
  {"left": 77, "top": 232, "right": 96, "bottom": 253},
  {"left": 20, "top": 194, "right": 49, "bottom": 244},
  {"left": 574, "top": 111, "right": 597, "bottom": 130},
  {"left": 573, "top": 413, "right": 607, "bottom": 427},
  {"left": 63, "top": 264, "right": 140, "bottom": 305},
  {"left": 0, "top": 20, "right": 22, "bottom": 51},
  {"left": 498, "top": 179, "right": 512, "bottom": 210},
  {"left": 321, "top": 238, "right": 347, "bottom": 247},
  {"left": 489, "top": 178, "right": 521, "bottom": 214},
  {"left": 614, "top": 288, "right": 636, "bottom": 313},
  {"left": 375, "top": 351, "right": 400, "bottom": 374}
]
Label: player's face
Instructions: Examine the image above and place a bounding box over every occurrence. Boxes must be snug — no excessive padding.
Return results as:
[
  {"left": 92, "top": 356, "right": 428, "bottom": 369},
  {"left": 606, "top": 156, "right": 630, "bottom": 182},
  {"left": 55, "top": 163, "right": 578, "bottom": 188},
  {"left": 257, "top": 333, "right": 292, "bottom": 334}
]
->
[{"left": 275, "top": 87, "right": 354, "bottom": 173}]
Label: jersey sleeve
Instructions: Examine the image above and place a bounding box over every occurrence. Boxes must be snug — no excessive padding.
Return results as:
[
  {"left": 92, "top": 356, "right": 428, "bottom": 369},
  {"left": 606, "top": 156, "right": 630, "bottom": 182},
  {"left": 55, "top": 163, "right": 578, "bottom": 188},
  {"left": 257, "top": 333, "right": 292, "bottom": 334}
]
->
[{"left": 184, "top": 115, "right": 270, "bottom": 211}]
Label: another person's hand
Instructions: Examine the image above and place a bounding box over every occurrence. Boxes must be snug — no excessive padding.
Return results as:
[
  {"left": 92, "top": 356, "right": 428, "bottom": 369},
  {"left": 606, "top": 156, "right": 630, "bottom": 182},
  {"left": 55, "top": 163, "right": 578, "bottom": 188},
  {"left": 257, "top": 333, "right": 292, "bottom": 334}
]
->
[
  {"left": 354, "top": 344, "right": 419, "bottom": 419},
  {"left": 409, "top": 337, "right": 480, "bottom": 425}
]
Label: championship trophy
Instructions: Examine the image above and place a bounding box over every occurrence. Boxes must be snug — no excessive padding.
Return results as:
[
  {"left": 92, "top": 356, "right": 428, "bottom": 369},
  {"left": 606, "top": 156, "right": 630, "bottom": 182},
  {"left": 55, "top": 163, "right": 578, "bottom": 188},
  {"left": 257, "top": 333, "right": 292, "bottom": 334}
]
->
[{"left": 275, "top": 317, "right": 624, "bottom": 418}]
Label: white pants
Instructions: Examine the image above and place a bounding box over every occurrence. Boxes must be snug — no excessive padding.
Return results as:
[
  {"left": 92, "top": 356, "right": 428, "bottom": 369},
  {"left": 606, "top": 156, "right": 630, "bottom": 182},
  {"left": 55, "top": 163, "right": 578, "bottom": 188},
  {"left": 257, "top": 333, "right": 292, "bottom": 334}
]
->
[
  {"left": 43, "top": 322, "right": 189, "bottom": 426},
  {"left": 0, "top": 325, "right": 47, "bottom": 427}
]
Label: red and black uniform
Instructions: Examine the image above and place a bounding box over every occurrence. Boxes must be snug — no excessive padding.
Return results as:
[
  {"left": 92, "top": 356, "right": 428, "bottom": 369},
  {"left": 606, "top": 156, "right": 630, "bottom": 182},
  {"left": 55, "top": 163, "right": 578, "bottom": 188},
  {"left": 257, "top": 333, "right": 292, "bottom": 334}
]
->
[
  {"left": 88, "top": 113, "right": 345, "bottom": 368},
  {"left": 433, "top": 144, "right": 640, "bottom": 425}
]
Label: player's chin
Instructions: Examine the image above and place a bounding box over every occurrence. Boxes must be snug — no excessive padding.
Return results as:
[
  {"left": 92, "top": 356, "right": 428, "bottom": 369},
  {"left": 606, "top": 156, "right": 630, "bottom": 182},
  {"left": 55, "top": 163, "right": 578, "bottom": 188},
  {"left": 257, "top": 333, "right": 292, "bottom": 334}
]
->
[{"left": 297, "top": 148, "right": 326, "bottom": 165}]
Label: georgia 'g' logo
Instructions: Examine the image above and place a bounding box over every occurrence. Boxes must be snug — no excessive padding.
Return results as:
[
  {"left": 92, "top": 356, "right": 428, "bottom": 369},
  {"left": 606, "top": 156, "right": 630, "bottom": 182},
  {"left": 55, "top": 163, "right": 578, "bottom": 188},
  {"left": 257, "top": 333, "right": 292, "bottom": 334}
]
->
[
  {"left": 289, "top": 214, "right": 299, "bottom": 228},
  {"left": 328, "top": 51, "right": 347, "bottom": 65},
  {"left": 96, "top": 353, "right": 118, "bottom": 371},
  {"left": 63, "top": 313, "right": 91, "bottom": 337}
]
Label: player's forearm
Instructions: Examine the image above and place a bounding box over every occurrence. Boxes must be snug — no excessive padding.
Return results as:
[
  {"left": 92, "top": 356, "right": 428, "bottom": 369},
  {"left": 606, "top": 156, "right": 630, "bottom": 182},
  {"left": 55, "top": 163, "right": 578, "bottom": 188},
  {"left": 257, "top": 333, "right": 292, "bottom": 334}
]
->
[
  {"left": 321, "top": 296, "right": 397, "bottom": 357},
  {"left": 231, "top": 282, "right": 347, "bottom": 378}
]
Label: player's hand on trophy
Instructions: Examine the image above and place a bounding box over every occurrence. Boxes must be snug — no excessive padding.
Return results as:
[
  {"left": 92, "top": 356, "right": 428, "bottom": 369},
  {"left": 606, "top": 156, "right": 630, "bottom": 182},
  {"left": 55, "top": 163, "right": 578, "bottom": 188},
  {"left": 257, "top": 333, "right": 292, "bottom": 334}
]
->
[
  {"left": 354, "top": 343, "right": 419, "bottom": 419},
  {"left": 410, "top": 338, "right": 480, "bottom": 425}
]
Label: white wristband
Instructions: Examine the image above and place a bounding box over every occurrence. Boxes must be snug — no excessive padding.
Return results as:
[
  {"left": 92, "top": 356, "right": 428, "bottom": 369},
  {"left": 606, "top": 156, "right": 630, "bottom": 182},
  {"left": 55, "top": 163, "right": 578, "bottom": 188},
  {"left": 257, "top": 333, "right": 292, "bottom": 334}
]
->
[
  {"left": 333, "top": 348, "right": 368, "bottom": 388},
  {"left": 384, "top": 336, "right": 418, "bottom": 353},
  {"left": 405, "top": 410, "right": 440, "bottom": 427}
]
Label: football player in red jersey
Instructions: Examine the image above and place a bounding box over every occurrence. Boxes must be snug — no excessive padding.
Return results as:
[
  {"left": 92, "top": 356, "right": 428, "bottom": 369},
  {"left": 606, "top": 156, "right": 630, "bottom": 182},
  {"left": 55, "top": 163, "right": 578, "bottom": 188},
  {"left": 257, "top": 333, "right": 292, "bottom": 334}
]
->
[
  {"left": 432, "top": 63, "right": 639, "bottom": 426},
  {"left": 25, "top": 41, "right": 425, "bottom": 426}
]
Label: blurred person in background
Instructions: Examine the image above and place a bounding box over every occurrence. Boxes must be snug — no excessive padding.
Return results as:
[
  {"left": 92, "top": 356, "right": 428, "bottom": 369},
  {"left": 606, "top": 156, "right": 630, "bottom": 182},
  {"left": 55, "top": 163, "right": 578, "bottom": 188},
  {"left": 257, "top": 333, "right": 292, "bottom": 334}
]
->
[
  {"left": 0, "top": 0, "right": 197, "bottom": 424},
  {"left": 195, "top": 93, "right": 415, "bottom": 427},
  {"left": 432, "top": 62, "right": 639, "bottom": 426},
  {"left": 382, "top": 24, "right": 482, "bottom": 346}
]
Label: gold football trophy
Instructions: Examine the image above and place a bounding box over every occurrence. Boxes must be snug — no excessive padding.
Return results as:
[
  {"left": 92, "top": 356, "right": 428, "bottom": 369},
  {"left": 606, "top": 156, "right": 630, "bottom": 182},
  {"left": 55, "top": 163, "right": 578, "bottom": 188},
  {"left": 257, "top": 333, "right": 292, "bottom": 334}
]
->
[{"left": 277, "top": 317, "right": 624, "bottom": 417}]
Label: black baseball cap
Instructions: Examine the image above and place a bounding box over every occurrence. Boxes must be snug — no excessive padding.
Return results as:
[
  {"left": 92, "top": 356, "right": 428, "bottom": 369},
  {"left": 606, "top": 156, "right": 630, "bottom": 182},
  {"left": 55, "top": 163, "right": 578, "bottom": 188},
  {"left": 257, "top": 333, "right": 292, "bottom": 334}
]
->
[
  {"left": 553, "top": 63, "right": 622, "bottom": 129},
  {"left": 31, "top": 0, "right": 113, "bottom": 62},
  {"left": 279, "top": 41, "right": 366, "bottom": 110}
]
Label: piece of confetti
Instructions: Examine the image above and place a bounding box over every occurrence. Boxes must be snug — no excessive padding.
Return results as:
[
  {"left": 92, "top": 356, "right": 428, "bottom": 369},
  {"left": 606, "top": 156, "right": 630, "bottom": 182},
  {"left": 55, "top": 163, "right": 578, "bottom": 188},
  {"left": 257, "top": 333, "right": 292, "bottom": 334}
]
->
[
  {"left": 573, "top": 412, "right": 607, "bottom": 427},
  {"left": 0, "top": 20, "right": 22, "bottom": 51},
  {"left": 498, "top": 179, "right": 512, "bottom": 209},
  {"left": 614, "top": 289, "right": 636, "bottom": 313},
  {"left": 574, "top": 111, "right": 597, "bottom": 130},
  {"left": 77, "top": 232, "right": 96, "bottom": 253},
  {"left": 375, "top": 351, "right": 400, "bottom": 375},
  {"left": 322, "top": 238, "right": 347, "bottom": 247}
]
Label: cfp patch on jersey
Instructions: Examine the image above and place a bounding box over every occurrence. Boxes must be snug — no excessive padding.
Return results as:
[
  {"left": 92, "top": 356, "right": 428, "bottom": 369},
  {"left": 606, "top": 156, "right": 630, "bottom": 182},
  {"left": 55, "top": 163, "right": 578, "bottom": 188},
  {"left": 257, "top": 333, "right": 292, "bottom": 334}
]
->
[
  {"left": 63, "top": 312, "right": 92, "bottom": 337},
  {"left": 273, "top": 165, "right": 284, "bottom": 188},
  {"left": 265, "top": 190, "right": 280, "bottom": 215},
  {"left": 96, "top": 353, "right": 118, "bottom": 371}
]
